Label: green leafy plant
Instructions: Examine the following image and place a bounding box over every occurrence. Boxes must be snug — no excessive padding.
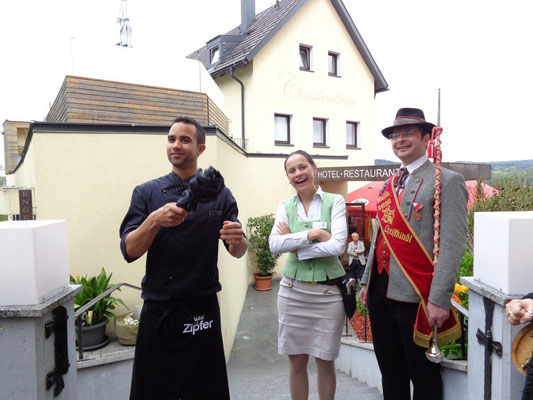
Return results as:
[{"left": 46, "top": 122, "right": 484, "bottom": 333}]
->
[
  {"left": 441, "top": 335, "right": 467, "bottom": 358},
  {"left": 70, "top": 268, "right": 126, "bottom": 326},
  {"left": 247, "top": 214, "right": 280, "bottom": 277},
  {"left": 458, "top": 247, "right": 473, "bottom": 280},
  {"left": 354, "top": 282, "right": 367, "bottom": 315}
]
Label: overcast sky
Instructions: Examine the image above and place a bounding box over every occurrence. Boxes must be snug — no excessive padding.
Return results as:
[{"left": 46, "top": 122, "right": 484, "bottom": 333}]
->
[{"left": 1, "top": 0, "right": 532, "bottom": 173}]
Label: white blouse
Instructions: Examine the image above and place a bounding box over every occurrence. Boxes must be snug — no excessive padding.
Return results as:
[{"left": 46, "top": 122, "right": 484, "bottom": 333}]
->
[{"left": 269, "top": 187, "right": 347, "bottom": 261}]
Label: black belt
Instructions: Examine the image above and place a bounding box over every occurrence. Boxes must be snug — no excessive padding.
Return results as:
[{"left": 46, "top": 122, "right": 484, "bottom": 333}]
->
[{"left": 302, "top": 277, "right": 343, "bottom": 286}]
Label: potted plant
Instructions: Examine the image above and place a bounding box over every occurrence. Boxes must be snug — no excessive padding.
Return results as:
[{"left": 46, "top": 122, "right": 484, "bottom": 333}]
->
[
  {"left": 70, "top": 267, "right": 126, "bottom": 350},
  {"left": 247, "top": 214, "right": 280, "bottom": 291}
]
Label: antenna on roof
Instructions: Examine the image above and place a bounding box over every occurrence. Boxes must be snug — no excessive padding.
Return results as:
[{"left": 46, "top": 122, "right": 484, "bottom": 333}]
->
[{"left": 116, "top": 0, "right": 132, "bottom": 47}]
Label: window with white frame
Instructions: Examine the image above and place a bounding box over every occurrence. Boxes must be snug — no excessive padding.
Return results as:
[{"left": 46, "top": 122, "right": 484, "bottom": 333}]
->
[
  {"left": 313, "top": 118, "right": 327, "bottom": 146},
  {"left": 275, "top": 114, "right": 291, "bottom": 145},
  {"left": 346, "top": 121, "right": 359, "bottom": 148},
  {"left": 328, "top": 51, "right": 339, "bottom": 76},
  {"left": 299, "top": 45, "right": 312, "bottom": 71}
]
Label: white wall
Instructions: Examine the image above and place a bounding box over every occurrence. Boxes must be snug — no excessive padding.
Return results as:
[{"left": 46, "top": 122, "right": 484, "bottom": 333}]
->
[{"left": 217, "top": 0, "right": 377, "bottom": 168}]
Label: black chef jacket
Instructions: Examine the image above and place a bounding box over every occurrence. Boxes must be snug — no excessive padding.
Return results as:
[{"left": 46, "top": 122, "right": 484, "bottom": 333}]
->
[{"left": 119, "top": 171, "right": 240, "bottom": 301}]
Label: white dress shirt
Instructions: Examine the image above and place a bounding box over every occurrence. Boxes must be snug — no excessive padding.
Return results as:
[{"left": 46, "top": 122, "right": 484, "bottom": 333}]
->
[
  {"left": 403, "top": 155, "right": 428, "bottom": 186},
  {"left": 269, "top": 187, "right": 347, "bottom": 260}
]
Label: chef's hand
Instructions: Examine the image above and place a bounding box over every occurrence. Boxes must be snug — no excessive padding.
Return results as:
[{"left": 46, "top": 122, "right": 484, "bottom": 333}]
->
[
  {"left": 221, "top": 221, "right": 249, "bottom": 259},
  {"left": 153, "top": 203, "right": 189, "bottom": 227},
  {"left": 220, "top": 221, "right": 244, "bottom": 245}
]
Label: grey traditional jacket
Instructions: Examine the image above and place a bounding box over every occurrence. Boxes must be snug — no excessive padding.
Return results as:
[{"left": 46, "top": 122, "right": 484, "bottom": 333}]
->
[{"left": 360, "top": 160, "right": 468, "bottom": 309}]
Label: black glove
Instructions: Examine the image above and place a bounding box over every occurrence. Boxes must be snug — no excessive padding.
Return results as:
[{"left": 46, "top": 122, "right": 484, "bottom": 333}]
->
[{"left": 176, "top": 167, "right": 225, "bottom": 212}]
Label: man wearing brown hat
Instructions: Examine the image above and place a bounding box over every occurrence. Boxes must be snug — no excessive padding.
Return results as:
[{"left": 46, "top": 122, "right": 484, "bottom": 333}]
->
[{"left": 359, "top": 108, "right": 468, "bottom": 399}]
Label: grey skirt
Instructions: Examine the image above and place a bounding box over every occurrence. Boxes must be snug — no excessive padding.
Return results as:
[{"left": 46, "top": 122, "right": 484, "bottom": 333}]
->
[{"left": 277, "top": 275, "right": 345, "bottom": 361}]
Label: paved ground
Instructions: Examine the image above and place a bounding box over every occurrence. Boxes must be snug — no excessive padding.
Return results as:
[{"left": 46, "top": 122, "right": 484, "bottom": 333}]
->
[{"left": 227, "top": 279, "right": 383, "bottom": 399}]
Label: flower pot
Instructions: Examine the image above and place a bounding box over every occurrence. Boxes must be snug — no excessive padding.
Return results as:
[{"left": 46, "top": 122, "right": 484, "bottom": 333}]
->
[
  {"left": 115, "top": 313, "right": 139, "bottom": 346},
  {"left": 254, "top": 274, "right": 273, "bottom": 291},
  {"left": 76, "top": 317, "right": 110, "bottom": 351}
]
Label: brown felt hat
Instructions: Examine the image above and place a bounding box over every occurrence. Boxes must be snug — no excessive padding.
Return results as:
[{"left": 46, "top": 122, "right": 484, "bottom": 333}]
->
[{"left": 382, "top": 108, "right": 436, "bottom": 138}]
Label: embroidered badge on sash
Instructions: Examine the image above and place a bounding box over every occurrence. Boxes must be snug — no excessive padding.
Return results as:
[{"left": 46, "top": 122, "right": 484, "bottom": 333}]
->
[{"left": 382, "top": 207, "right": 395, "bottom": 225}]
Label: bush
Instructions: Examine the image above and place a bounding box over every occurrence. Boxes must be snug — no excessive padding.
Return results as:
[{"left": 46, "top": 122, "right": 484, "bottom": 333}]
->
[
  {"left": 467, "top": 176, "right": 533, "bottom": 249},
  {"left": 458, "top": 247, "right": 473, "bottom": 279},
  {"left": 247, "top": 214, "right": 280, "bottom": 277}
]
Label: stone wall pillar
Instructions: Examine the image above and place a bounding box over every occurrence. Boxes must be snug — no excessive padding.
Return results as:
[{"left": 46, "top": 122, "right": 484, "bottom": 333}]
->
[
  {"left": 0, "top": 220, "right": 80, "bottom": 399},
  {"left": 462, "top": 211, "right": 533, "bottom": 400}
]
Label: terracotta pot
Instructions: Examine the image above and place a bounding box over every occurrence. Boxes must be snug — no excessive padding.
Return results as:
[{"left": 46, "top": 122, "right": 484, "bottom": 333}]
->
[{"left": 254, "top": 274, "right": 273, "bottom": 291}]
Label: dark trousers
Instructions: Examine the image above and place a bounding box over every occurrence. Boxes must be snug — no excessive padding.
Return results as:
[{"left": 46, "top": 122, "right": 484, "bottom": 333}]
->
[
  {"left": 130, "top": 295, "right": 230, "bottom": 400},
  {"left": 368, "top": 269, "right": 442, "bottom": 400}
]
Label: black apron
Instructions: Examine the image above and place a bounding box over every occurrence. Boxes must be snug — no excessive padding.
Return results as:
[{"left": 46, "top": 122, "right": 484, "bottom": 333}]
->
[{"left": 130, "top": 294, "right": 230, "bottom": 400}]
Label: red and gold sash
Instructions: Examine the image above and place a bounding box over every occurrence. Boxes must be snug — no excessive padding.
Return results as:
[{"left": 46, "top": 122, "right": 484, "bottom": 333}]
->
[{"left": 376, "top": 176, "right": 461, "bottom": 348}]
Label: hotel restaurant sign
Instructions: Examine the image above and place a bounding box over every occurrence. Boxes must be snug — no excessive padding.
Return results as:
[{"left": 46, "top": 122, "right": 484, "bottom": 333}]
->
[{"left": 317, "top": 163, "right": 491, "bottom": 182}]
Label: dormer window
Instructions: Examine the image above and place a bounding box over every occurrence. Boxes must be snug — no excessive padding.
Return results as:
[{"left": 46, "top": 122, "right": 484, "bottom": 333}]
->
[
  {"left": 210, "top": 46, "right": 220, "bottom": 65},
  {"left": 206, "top": 35, "right": 246, "bottom": 68}
]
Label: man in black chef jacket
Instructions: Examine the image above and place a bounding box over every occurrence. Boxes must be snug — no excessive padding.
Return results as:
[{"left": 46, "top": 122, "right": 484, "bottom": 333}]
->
[{"left": 120, "top": 116, "right": 248, "bottom": 400}]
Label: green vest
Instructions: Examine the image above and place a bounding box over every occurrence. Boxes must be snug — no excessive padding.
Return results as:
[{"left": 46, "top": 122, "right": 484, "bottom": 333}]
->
[{"left": 282, "top": 192, "right": 345, "bottom": 282}]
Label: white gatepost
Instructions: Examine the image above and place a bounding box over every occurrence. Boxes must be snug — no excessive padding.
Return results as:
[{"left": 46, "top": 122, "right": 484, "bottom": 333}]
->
[
  {"left": 0, "top": 220, "right": 80, "bottom": 399},
  {"left": 462, "top": 211, "right": 533, "bottom": 400}
]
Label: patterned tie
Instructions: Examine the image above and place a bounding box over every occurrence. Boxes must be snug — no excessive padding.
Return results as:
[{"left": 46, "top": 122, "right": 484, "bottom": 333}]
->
[{"left": 395, "top": 167, "right": 409, "bottom": 192}]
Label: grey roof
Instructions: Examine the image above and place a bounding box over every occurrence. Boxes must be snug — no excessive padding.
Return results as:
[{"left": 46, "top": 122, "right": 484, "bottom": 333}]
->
[{"left": 187, "top": 0, "right": 388, "bottom": 93}]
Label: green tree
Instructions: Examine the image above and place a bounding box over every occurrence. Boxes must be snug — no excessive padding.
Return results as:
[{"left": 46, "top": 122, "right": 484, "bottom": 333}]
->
[{"left": 489, "top": 167, "right": 533, "bottom": 186}]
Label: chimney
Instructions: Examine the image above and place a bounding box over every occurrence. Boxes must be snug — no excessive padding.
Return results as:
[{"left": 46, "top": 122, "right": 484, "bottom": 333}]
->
[{"left": 241, "top": 0, "right": 255, "bottom": 33}]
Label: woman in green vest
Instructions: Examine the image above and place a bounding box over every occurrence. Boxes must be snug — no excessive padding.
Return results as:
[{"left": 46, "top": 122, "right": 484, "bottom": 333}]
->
[{"left": 269, "top": 150, "right": 348, "bottom": 400}]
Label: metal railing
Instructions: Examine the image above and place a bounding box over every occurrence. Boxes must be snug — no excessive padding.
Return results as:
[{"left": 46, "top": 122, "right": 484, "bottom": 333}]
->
[
  {"left": 74, "top": 282, "right": 142, "bottom": 360},
  {"left": 451, "top": 298, "right": 469, "bottom": 359}
]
